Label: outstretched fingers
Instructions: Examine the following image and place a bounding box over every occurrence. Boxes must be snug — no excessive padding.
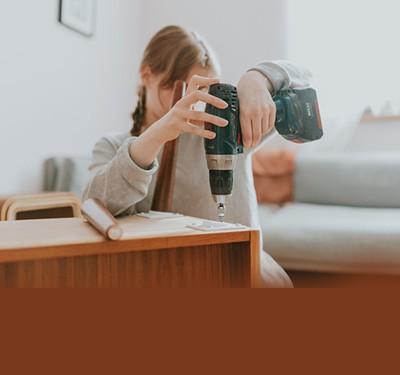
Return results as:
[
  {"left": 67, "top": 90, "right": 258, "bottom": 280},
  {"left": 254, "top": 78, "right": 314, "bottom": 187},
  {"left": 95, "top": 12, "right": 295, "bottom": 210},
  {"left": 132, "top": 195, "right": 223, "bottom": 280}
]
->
[
  {"left": 186, "top": 110, "right": 228, "bottom": 127},
  {"left": 186, "top": 75, "right": 220, "bottom": 95},
  {"left": 183, "top": 90, "right": 228, "bottom": 109},
  {"left": 184, "top": 124, "right": 217, "bottom": 140}
]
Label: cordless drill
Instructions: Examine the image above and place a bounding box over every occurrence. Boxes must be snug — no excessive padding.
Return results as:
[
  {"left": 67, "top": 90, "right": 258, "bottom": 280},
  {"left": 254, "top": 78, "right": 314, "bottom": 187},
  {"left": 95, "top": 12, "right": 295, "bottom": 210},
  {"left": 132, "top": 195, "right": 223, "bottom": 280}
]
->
[{"left": 204, "top": 83, "right": 323, "bottom": 222}]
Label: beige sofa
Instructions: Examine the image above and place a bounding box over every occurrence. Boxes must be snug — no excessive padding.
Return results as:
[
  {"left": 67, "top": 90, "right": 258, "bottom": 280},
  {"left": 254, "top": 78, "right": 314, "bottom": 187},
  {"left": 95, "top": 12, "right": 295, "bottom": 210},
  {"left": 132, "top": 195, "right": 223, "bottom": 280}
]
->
[{"left": 258, "top": 116, "right": 400, "bottom": 276}]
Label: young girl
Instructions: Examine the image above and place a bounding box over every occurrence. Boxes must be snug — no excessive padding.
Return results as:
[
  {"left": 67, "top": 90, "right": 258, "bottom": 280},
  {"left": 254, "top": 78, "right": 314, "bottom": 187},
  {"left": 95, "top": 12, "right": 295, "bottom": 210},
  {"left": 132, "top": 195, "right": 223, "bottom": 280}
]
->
[{"left": 83, "top": 26, "right": 310, "bottom": 287}]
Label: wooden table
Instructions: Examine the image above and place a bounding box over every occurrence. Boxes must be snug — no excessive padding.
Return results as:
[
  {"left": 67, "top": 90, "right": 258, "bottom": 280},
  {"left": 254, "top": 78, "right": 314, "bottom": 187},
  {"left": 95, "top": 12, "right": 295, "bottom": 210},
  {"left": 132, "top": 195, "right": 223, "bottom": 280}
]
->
[{"left": 0, "top": 216, "right": 260, "bottom": 288}]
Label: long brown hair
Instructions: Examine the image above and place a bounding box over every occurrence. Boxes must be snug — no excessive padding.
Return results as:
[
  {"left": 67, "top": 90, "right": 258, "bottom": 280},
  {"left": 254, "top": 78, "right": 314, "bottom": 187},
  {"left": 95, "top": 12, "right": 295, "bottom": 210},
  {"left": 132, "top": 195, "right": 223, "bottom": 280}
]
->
[{"left": 131, "top": 25, "right": 220, "bottom": 136}]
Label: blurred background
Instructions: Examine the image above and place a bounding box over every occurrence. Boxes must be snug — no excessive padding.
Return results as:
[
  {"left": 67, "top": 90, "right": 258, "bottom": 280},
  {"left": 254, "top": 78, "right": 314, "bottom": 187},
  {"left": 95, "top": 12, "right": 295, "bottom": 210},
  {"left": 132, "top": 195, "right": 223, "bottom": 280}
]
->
[
  {"left": 0, "top": 0, "right": 399, "bottom": 195},
  {"left": 0, "top": 0, "right": 281, "bottom": 194},
  {"left": 1, "top": 0, "right": 400, "bottom": 285}
]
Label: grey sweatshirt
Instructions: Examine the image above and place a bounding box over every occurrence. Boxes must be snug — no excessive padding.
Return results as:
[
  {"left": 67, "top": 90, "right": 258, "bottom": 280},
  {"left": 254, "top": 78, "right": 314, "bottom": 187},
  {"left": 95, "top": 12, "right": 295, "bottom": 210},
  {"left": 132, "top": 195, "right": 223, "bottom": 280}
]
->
[{"left": 83, "top": 61, "right": 311, "bottom": 233}]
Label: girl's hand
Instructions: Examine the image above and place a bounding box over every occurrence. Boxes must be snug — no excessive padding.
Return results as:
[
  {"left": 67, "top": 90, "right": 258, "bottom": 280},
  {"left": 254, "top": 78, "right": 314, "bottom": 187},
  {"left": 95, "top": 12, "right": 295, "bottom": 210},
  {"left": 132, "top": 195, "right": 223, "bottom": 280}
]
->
[
  {"left": 237, "top": 71, "right": 276, "bottom": 149},
  {"left": 130, "top": 76, "right": 228, "bottom": 170},
  {"left": 156, "top": 76, "right": 229, "bottom": 142}
]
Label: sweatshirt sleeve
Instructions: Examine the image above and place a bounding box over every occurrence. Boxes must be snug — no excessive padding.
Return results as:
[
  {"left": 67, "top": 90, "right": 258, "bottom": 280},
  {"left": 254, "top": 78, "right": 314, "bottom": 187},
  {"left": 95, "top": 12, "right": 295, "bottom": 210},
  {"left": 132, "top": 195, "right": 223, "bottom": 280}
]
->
[
  {"left": 245, "top": 60, "right": 313, "bottom": 149},
  {"left": 248, "top": 60, "right": 312, "bottom": 95},
  {"left": 82, "top": 136, "right": 159, "bottom": 217}
]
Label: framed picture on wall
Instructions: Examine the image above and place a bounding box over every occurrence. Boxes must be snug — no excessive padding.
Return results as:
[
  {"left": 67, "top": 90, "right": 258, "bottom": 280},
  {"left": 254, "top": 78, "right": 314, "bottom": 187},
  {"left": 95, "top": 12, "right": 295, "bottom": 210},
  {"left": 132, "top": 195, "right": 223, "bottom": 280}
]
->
[{"left": 58, "top": 0, "right": 96, "bottom": 37}]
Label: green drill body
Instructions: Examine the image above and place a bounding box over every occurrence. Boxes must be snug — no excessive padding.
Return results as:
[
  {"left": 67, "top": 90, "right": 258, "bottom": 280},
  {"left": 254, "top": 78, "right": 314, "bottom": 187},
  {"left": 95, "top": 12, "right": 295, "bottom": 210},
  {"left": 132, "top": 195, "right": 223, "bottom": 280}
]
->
[{"left": 205, "top": 83, "right": 323, "bottom": 222}]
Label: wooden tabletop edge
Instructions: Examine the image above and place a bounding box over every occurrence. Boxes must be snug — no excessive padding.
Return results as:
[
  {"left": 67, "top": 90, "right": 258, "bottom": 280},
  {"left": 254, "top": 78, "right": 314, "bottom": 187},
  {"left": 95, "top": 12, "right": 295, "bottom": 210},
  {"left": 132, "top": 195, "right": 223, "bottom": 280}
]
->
[{"left": 0, "top": 229, "right": 256, "bottom": 264}]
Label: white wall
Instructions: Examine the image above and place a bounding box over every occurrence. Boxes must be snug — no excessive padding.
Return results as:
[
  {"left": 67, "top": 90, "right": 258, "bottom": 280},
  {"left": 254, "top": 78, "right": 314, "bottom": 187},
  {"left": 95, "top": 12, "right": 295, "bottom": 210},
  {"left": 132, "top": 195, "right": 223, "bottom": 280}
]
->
[
  {"left": 138, "top": 0, "right": 288, "bottom": 84},
  {"left": 0, "top": 0, "right": 140, "bottom": 194},
  {"left": 0, "top": 0, "right": 287, "bottom": 195},
  {"left": 287, "top": 0, "right": 400, "bottom": 120}
]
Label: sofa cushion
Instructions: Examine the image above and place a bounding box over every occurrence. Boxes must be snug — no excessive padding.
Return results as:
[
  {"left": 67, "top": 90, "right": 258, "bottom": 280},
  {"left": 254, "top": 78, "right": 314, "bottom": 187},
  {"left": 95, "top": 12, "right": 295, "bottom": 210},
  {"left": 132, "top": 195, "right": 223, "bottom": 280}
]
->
[
  {"left": 253, "top": 149, "right": 295, "bottom": 204},
  {"left": 295, "top": 153, "right": 400, "bottom": 208},
  {"left": 259, "top": 203, "right": 400, "bottom": 275},
  {"left": 254, "top": 175, "right": 293, "bottom": 205}
]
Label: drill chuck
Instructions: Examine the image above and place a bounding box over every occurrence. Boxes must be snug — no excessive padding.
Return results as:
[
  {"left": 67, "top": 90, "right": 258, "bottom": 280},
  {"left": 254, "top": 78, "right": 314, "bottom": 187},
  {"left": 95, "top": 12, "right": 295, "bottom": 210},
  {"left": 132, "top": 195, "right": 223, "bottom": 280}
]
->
[{"left": 208, "top": 170, "right": 233, "bottom": 197}]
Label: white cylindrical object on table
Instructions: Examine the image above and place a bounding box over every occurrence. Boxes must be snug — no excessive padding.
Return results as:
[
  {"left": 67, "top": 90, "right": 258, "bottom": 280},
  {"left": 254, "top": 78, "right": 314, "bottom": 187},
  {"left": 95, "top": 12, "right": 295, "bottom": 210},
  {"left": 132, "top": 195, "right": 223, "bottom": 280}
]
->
[{"left": 81, "top": 199, "right": 123, "bottom": 241}]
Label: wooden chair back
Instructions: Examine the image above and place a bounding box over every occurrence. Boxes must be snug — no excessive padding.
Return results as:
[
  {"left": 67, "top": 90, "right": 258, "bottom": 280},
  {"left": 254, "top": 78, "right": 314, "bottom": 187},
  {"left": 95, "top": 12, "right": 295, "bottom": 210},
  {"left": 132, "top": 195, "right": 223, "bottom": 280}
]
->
[{"left": 0, "top": 192, "right": 82, "bottom": 221}]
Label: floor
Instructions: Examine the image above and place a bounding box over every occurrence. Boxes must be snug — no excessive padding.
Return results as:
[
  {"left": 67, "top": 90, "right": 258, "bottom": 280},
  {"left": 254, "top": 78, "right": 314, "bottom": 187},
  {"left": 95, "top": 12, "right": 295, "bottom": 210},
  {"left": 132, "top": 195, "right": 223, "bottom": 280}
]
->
[{"left": 289, "top": 271, "right": 400, "bottom": 288}]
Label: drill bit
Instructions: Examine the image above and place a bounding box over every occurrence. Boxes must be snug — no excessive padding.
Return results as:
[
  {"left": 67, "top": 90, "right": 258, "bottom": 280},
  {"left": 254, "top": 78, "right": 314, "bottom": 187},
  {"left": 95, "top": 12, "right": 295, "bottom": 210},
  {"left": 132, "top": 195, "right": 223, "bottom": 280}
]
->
[{"left": 217, "top": 203, "right": 225, "bottom": 223}]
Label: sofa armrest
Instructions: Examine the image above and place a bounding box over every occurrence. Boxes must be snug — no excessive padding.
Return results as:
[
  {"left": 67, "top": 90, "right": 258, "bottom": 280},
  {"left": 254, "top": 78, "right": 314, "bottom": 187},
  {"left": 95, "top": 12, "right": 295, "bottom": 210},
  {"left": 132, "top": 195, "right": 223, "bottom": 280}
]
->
[{"left": 294, "top": 153, "right": 400, "bottom": 208}]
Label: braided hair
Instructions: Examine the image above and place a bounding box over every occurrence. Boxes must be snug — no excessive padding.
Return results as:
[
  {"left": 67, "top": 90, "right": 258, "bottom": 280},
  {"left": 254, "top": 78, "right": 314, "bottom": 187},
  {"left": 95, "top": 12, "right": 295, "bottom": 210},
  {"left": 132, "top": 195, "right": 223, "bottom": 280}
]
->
[
  {"left": 130, "top": 86, "right": 146, "bottom": 137},
  {"left": 129, "top": 25, "right": 220, "bottom": 137}
]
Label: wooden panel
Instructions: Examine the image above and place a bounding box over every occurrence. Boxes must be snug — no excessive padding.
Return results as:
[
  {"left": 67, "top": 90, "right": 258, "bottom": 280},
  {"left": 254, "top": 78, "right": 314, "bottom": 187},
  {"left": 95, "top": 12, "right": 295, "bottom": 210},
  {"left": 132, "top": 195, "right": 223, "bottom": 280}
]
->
[
  {"left": 0, "top": 243, "right": 251, "bottom": 288},
  {"left": 361, "top": 114, "right": 400, "bottom": 124},
  {"left": 0, "top": 216, "right": 260, "bottom": 288},
  {"left": 0, "top": 217, "right": 252, "bottom": 263},
  {"left": 0, "top": 216, "right": 250, "bottom": 249},
  {"left": 250, "top": 230, "right": 261, "bottom": 288},
  {"left": 0, "top": 218, "right": 104, "bottom": 251}
]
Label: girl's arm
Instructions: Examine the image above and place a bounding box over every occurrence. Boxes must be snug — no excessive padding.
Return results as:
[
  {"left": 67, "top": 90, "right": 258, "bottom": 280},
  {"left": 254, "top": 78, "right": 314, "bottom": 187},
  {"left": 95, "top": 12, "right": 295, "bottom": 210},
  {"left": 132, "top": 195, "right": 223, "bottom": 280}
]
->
[
  {"left": 249, "top": 60, "right": 312, "bottom": 94},
  {"left": 83, "top": 76, "right": 228, "bottom": 216},
  {"left": 238, "top": 60, "right": 312, "bottom": 149},
  {"left": 82, "top": 136, "right": 158, "bottom": 217}
]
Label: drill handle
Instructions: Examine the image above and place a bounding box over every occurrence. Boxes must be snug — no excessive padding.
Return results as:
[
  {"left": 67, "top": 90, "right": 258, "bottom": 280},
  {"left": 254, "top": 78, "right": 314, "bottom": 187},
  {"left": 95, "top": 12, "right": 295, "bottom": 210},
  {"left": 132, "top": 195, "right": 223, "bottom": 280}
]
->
[{"left": 274, "top": 98, "right": 286, "bottom": 126}]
